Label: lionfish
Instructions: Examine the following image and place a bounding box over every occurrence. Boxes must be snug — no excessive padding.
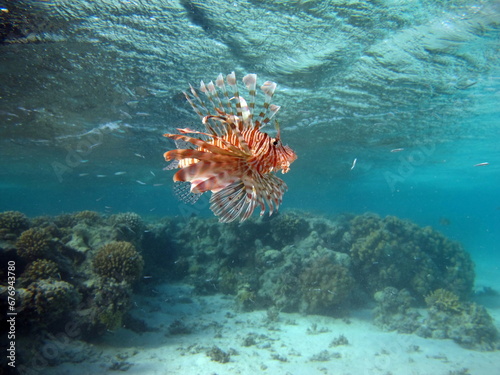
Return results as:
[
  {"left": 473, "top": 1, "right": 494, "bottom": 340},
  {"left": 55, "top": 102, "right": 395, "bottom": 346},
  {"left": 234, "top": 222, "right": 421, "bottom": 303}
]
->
[{"left": 163, "top": 71, "right": 297, "bottom": 223}]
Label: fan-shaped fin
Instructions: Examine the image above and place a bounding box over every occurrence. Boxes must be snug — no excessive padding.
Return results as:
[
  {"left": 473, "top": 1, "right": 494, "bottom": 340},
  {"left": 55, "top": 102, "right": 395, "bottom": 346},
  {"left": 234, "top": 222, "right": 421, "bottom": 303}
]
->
[{"left": 173, "top": 181, "right": 203, "bottom": 205}]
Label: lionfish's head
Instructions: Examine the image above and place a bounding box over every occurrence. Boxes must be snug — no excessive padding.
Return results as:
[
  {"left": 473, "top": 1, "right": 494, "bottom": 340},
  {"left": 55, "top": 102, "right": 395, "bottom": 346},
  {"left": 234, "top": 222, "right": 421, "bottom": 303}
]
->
[{"left": 271, "top": 137, "right": 297, "bottom": 174}]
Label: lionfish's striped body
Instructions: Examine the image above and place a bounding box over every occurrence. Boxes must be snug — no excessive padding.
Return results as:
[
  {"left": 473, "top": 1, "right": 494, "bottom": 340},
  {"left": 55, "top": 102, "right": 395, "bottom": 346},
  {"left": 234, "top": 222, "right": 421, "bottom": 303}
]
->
[{"left": 164, "top": 72, "right": 296, "bottom": 222}]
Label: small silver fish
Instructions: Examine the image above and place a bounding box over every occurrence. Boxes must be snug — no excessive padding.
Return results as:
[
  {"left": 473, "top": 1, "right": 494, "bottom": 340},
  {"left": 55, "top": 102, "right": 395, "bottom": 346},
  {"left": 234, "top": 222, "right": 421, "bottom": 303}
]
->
[{"left": 350, "top": 158, "right": 357, "bottom": 171}]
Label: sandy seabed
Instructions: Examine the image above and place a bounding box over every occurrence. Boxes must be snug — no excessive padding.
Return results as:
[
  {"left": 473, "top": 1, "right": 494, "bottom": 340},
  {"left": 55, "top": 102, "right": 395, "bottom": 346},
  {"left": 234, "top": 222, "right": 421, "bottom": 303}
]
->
[{"left": 34, "top": 280, "right": 500, "bottom": 375}]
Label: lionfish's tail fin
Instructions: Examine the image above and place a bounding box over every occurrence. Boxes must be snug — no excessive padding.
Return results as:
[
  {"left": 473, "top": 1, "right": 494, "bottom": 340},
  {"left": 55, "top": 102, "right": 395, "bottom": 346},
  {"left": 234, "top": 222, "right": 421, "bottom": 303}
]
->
[
  {"left": 242, "top": 73, "right": 257, "bottom": 123},
  {"left": 255, "top": 81, "right": 280, "bottom": 128}
]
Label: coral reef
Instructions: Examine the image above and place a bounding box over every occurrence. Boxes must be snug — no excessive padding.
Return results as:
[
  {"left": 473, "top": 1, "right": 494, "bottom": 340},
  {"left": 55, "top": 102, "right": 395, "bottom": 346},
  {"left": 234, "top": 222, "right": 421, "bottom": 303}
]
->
[
  {"left": 73, "top": 210, "right": 103, "bottom": 225},
  {"left": 92, "top": 241, "right": 144, "bottom": 283},
  {"left": 20, "top": 279, "right": 80, "bottom": 325},
  {"left": 1, "top": 209, "right": 495, "bottom": 355},
  {"left": 15, "top": 228, "right": 52, "bottom": 261},
  {"left": 374, "top": 287, "right": 499, "bottom": 350},
  {"left": 108, "top": 212, "right": 145, "bottom": 242},
  {"left": 298, "top": 256, "right": 354, "bottom": 314},
  {"left": 348, "top": 213, "right": 474, "bottom": 301},
  {"left": 0, "top": 210, "right": 30, "bottom": 239},
  {"left": 425, "top": 288, "right": 463, "bottom": 313},
  {"left": 419, "top": 289, "right": 499, "bottom": 350},
  {"left": 20, "top": 259, "right": 59, "bottom": 284},
  {"left": 269, "top": 212, "right": 310, "bottom": 247},
  {"left": 373, "top": 287, "right": 423, "bottom": 333},
  {"left": 92, "top": 280, "right": 133, "bottom": 331}
]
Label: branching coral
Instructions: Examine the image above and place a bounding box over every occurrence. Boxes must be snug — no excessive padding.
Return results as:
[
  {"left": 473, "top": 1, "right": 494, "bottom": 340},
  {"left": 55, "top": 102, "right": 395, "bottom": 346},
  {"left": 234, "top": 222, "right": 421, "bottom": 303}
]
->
[
  {"left": 0, "top": 210, "right": 30, "bottom": 239},
  {"left": 425, "top": 289, "right": 463, "bottom": 313},
  {"left": 16, "top": 228, "right": 52, "bottom": 261},
  {"left": 21, "top": 259, "right": 59, "bottom": 284},
  {"left": 92, "top": 241, "right": 144, "bottom": 283},
  {"left": 108, "top": 212, "right": 145, "bottom": 242}
]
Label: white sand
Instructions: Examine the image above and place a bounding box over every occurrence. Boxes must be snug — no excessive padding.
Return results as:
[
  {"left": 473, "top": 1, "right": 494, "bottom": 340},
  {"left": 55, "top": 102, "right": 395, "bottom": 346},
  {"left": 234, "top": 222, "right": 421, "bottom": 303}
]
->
[{"left": 36, "top": 279, "right": 500, "bottom": 375}]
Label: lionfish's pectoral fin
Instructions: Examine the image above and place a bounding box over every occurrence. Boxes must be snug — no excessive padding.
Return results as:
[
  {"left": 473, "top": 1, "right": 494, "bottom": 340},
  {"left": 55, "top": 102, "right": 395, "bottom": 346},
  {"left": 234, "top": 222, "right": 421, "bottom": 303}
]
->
[
  {"left": 209, "top": 173, "right": 288, "bottom": 223},
  {"left": 173, "top": 181, "right": 203, "bottom": 205},
  {"left": 210, "top": 181, "right": 256, "bottom": 223},
  {"left": 252, "top": 173, "right": 288, "bottom": 217}
]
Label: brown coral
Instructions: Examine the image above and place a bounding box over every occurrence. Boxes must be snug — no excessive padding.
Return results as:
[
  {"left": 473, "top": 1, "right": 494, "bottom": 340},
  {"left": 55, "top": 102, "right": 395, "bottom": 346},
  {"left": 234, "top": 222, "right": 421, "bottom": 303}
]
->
[
  {"left": 92, "top": 241, "right": 144, "bottom": 283},
  {"left": 73, "top": 210, "right": 103, "bottom": 225},
  {"left": 22, "top": 279, "right": 80, "bottom": 325},
  {"left": 108, "top": 212, "right": 145, "bottom": 242},
  {"left": 109, "top": 212, "right": 144, "bottom": 233},
  {"left": 348, "top": 213, "right": 474, "bottom": 301},
  {"left": 0, "top": 210, "right": 30, "bottom": 239},
  {"left": 269, "top": 212, "right": 309, "bottom": 246},
  {"left": 21, "top": 259, "right": 59, "bottom": 284},
  {"left": 15, "top": 228, "right": 51, "bottom": 260},
  {"left": 299, "top": 257, "right": 355, "bottom": 313},
  {"left": 425, "top": 289, "right": 463, "bottom": 313},
  {"left": 93, "top": 280, "right": 133, "bottom": 330}
]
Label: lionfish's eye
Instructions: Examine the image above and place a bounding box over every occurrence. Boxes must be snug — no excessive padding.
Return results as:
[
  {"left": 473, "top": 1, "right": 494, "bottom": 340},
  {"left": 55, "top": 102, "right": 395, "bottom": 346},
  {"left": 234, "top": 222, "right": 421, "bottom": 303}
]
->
[{"left": 272, "top": 139, "right": 279, "bottom": 146}]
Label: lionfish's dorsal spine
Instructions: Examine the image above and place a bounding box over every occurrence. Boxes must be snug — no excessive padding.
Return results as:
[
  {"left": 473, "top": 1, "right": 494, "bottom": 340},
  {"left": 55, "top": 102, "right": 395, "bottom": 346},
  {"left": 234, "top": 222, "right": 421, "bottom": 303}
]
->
[
  {"left": 199, "top": 80, "right": 223, "bottom": 135},
  {"left": 242, "top": 73, "right": 257, "bottom": 124},
  {"left": 226, "top": 72, "right": 243, "bottom": 118},
  {"left": 184, "top": 72, "right": 281, "bottom": 132},
  {"left": 183, "top": 87, "right": 206, "bottom": 120},
  {"left": 216, "top": 73, "right": 233, "bottom": 115},
  {"left": 256, "top": 81, "right": 280, "bottom": 128},
  {"left": 199, "top": 80, "right": 218, "bottom": 113}
]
